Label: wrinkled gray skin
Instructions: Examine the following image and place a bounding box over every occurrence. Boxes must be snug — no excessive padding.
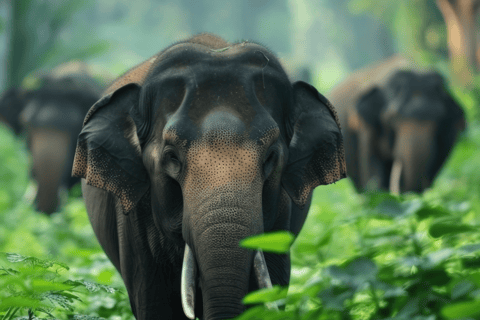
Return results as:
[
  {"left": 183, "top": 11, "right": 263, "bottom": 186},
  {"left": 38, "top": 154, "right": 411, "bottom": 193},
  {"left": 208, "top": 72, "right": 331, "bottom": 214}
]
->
[
  {"left": 0, "top": 70, "right": 101, "bottom": 214},
  {"left": 329, "top": 56, "right": 465, "bottom": 193},
  {"left": 73, "top": 34, "right": 346, "bottom": 320}
]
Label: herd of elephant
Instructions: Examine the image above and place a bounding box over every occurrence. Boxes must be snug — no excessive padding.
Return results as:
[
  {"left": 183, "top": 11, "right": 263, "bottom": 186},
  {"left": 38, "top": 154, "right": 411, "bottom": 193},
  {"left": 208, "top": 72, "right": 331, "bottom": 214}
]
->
[{"left": 0, "top": 34, "right": 466, "bottom": 320}]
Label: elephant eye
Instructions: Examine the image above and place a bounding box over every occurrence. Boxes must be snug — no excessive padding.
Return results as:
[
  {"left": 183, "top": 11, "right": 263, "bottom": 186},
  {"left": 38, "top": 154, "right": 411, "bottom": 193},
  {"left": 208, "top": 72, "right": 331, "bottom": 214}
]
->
[
  {"left": 263, "top": 149, "right": 278, "bottom": 179},
  {"left": 163, "top": 148, "right": 182, "bottom": 176}
]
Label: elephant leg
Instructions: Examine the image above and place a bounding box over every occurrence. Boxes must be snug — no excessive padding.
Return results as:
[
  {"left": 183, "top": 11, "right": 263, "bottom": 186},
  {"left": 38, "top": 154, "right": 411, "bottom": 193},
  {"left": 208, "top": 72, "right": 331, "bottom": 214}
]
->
[
  {"left": 393, "top": 121, "right": 435, "bottom": 193},
  {"left": 343, "top": 127, "right": 361, "bottom": 191},
  {"left": 83, "top": 181, "right": 188, "bottom": 319},
  {"left": 117, "top": 213, "right": 188, "bottom": 320},
  {"left": 30, "top": 128, "right": 71, "bottom": 214},
  {"left": 357, "top": 121, "right": 378, "bottom": 191}
]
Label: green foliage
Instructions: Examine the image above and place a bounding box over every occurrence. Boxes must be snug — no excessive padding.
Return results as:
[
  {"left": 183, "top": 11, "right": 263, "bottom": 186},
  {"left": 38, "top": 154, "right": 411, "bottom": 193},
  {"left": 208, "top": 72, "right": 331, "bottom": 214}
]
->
[
  {"left": 241, "top": 231, "right": 295, "bottom": 254},
  {"left": 236, "top": 183, "right": 480, "bottom": 319},
  {"left": 0, "top": 126, "right": 132, "bottom": 319},
  {"left": 5, "top": 0, "right": 110, "bottom": 88},
  {"left": 235, "top": 113, "right": 480, "bottom": 319},
  {"left": 0, "top": 253, "right": 118, "bottom": 320},
  {"left": 3, "top": 3, "right": 480, "bottom": 318}
]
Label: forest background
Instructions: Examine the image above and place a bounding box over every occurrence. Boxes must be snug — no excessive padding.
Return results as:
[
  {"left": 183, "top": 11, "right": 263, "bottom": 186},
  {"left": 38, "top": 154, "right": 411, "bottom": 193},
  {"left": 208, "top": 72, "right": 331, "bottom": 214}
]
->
[{"left": 1, "top": 1, "right": 480, "bottom": 319}]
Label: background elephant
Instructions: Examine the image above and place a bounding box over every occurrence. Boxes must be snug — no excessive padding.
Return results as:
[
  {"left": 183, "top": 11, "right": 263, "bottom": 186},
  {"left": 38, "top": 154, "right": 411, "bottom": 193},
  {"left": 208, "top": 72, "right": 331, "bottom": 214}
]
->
[
  {"left": 328, "top": 56, "right": 465, "bottom": 194},
  {"left": 72, "top": 33, "right": 346, "bottom": 320},
  {"left": 0, "top": 61, "right": 102, "bottom": 214}
]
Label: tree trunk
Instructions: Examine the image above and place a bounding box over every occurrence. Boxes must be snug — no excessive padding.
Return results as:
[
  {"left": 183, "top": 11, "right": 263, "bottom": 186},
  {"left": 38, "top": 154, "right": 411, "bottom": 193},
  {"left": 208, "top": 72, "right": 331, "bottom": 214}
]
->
[{"left": 436, "top": 0, "right": 480, "bottom": 87}]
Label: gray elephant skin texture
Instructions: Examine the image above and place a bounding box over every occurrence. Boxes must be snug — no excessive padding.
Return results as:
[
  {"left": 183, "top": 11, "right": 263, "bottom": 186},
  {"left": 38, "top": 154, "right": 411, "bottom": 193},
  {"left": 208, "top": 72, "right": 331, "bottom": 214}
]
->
[
  {"left": 0, "top": 67, "right": 101, "bottom": 214},
  {"left": 328, "top": 56, "right": 465, "bottom": 194},
  {"left": 72, "top": 34, "right": 346, "bottom": 320}
]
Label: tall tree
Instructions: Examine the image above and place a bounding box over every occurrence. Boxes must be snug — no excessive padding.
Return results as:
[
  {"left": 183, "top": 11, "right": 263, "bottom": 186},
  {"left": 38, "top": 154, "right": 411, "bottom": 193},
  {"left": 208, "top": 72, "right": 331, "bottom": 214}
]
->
[
  {"left": 437, "top": 0, "right": 480, "bottom": 87},
  {"left": 5, "top": 0, "right": 108, "bottom": 89}
]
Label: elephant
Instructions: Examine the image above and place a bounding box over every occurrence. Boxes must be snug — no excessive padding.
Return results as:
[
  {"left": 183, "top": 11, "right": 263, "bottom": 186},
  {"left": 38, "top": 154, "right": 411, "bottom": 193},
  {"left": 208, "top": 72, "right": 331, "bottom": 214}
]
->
[
  {"left": 72, "top": 33, "right": 346, "bottom": 320},
  {"left": 0, "top": 61, "right": 102, "bottom": 214},
  {"left": 328, "top": 56, "right": 465, "bottom": 194}
]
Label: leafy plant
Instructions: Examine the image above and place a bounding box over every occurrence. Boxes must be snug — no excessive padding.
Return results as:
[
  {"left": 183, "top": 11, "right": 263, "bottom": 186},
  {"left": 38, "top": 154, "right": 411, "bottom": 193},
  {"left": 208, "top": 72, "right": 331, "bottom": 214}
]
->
[{"left": 0, "top": 253, "right": 118, "bottom": 320}]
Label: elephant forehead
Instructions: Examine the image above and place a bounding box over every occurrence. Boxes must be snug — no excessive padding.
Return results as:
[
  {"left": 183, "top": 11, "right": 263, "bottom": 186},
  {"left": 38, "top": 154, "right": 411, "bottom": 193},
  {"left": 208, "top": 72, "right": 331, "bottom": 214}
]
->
[
  {"left": 184, "top": 138, "right": 261, "bottom": 190},
  {"left": 186, "top": 77, "right": 258, "bottom": 126}
]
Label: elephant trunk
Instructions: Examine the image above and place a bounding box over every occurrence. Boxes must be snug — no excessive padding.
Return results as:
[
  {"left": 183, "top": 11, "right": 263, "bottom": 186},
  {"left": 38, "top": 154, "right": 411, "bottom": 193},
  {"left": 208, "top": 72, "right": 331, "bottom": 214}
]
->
[
  {"left": 182, "top": 188, "right": 266, "bottom": 320},
  {"left": 29, "top": 128, "right": 71, "bottom": 214},
  {"left": 197, "top": 209, "right": 258, "bottom": 320},
  {"left": 394, "top": 121, "right": 435, "bottom": 193}
]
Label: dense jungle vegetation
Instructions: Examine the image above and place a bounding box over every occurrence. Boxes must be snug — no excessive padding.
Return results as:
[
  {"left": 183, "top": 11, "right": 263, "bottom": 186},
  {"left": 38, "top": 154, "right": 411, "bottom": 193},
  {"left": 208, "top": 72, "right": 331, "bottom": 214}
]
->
[{"left": 1, "top": 1, "right": 480, "bottom": 319}]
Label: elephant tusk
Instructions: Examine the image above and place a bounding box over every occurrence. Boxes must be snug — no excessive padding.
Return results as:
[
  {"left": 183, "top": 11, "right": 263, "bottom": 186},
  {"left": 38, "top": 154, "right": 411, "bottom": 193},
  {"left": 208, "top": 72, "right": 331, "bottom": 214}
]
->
[
  {"left": 389, "top": 160, "right": 403, "bottom": 195},
  {"left": 23, "top": 181, "right": 37, "bottom": 204},
  {"left": 253, "top": 250, "right": 279, "bottom": 311},
  {"left": 181, "top": 244, "right": 197, "bottom": 320}
]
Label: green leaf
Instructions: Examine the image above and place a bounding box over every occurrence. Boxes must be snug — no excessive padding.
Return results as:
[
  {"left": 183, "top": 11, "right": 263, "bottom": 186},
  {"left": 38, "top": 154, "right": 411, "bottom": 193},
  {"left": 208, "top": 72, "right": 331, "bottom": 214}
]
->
[
  {"left": 44, "top": 292, "right": 75, "bottom": 311},
  {"left": 415, "top": 206, "right": 450, "bottom": 220},
  {"left": 317, "top": 229, "right": 333, "bottom": 247},
  {"left": 242, "top": 285, "right": 287, "bottom": 305},
  {"left": 72, "top": 315, "right": 106, "bottom": 320},
  {"left": 232, "top": 305, "right": 293, "bottom": 320},
  {"left": 240, "top": 231, "right": 294, "bottom": 253},
  {"left": 462, "top": 257, "right": 480, "bottom": 269},
  {"left": 423, "top": 269, "right": 451, "bottom": 286},
  {"left": 0, "top": 296, "right": 44, "bottom": 309},
  {"left": 319, "top": 286, "right": 354, "bottom": 311},
  {"left": 441, "top": 300, "right": 480, "bottom": 318},
  {"left": 465, "top": 272, "right": 480, "bottom": 287},
  {"left": 458, "top": 243, "right": 480, "bottom": 254},
  {"left": 450, "top": 281, "right": 475, "bottom": 300},
  {"left": 326, "top": 257, "right": 378, "bottom": 288},
  {"left": 31, "top": 279, "right": 72, "bottom": 292},
  {"left": 63, "top": 280, "right": 116, "bottom": 293},
  {"left": 425, "top": 248, "right": 453, "bottom": 268},
  {"left": 364, "top": 192, "right": 400, "bottom": 208},
  {"left": 429, "top": 222, "right": 476, "bottom": 238}
]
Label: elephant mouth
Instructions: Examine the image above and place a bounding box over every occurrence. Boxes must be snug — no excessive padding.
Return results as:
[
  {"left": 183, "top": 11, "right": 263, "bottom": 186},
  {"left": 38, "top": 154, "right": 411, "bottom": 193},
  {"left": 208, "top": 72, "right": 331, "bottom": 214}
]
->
[{"left": 180, "top": 244, "right": 278, "bottom": 319}]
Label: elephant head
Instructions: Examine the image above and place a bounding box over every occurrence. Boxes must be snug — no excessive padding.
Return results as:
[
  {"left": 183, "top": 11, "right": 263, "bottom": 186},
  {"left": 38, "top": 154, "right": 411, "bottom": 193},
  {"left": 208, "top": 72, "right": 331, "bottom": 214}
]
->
[
  {"left": 353, "top": 70, "right": 465, "bottom": 193},
  {"left": 0, "top": 69, "right": 101, "bottom": 214},
  {"left": 73, "top": 34, "right": 346, "bottom": 320}
]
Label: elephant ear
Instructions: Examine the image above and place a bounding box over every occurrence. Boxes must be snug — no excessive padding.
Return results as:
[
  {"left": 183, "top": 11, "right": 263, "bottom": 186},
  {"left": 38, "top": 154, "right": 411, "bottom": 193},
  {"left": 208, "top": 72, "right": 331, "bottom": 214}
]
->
[
  {"left": 356, "top": 87, "right": 386, "bottom": 131},
  {"left": 72, "top": 83, "right": 149, "bottom": 213},
  {"left": 282, "top": 81, "right": 346, "bottom": 208}
]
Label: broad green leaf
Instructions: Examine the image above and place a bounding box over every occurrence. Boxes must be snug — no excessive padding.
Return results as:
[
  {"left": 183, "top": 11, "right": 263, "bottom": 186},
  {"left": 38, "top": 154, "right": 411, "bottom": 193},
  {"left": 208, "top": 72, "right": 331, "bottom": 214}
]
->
[
  {"left": 450, "top": 281, "right": 475, "bottom": 300},
  {"left": 429, "top": 223, "right": 476, "bottom": 238},
  {"left": 72, "top": 315, "right": 106, "bottom": 320},
  {"left": 415, "top": 206, "right": 450, "bottom": 220},
  {"left": 240, "top": 231, "right": 294, "bottom": 253},
  {"left": 423, "top": 269, "right": 451, "bottom": 286},
  {"left": 326, "top": 257, "right": 377, "bottom": 288},
  {"left": 425, "top": 248, "right": 453, "bottom": 268},
  {"left": 317, "top": 229, "right": 333, "bottom": 247},
  {"left": 462, "top": 257, "right": 480, "bottom": 269},
  {"left": 441, "top": 300, "right": 480, "bottom": 318},
  {"left": 364, "top": 192, "right": 400, "bottom": 208},
  {"left": 44, "top": 292, "right": 75, "bottom": 311},
  {"left": 233, "top": 305, "right": 294, "bottom": 320},
  {"left": 465, "top": 272, "right": 480, "bottom": 287},
  {"left": 242, "top": 285, "right": 288, "bottom": 304},
  {"left": 0, "top": 296, "right": 45, "bottom": 309},
  {"left": 363, "top": 227, "right": 401, "bottom": 238},
  {"left": 31, "top": 279, "right": 72, "bottom": 292},
  {"left": 458, "top": 243, "right": 480, "bottom": 254},
  {"left": 319, "top": 286, "right": 354, "bottom": 311}
]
